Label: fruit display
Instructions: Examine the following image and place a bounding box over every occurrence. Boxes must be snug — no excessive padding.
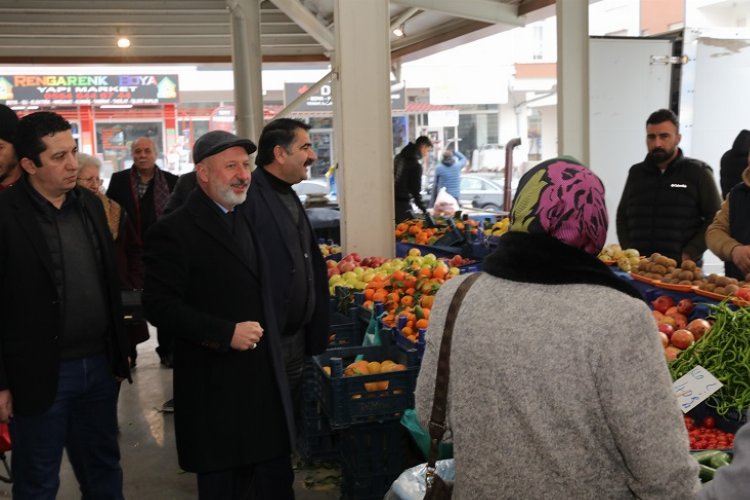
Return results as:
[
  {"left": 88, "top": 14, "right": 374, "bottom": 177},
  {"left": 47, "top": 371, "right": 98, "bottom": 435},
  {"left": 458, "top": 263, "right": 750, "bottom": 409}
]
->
[
  {"left": 597, "top": 243, "right": 640, "bottom": 271},
  {"left": 652, "top": 295, "right": 712, "bottom": 361},
  {"left": 320, "top": 358, "right": 407, "bottom": 393},
  {"left": 319, "top": 242, "right": 342, "bottom": 257},
  {"left": 694, "top": 274, "right": 743, "bottom": 296},
  {"left": 685, "top": 416, "right": 736, "bottom": 451},
  {"left": 485, "top": 217, "right": 509, "bottom": 238},
  {"left": 670, "top": 299, "right": 750, "bottom": 416},
  {"left": 631, "top": 252, "right": 680, "bottom": 281}
]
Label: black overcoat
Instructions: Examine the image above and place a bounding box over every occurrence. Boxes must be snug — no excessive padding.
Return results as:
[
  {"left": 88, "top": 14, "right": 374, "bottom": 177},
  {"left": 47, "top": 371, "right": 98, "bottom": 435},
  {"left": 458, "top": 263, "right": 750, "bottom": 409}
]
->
[{"left": 143, "top": 188, "right": 294, "bottom": 473}]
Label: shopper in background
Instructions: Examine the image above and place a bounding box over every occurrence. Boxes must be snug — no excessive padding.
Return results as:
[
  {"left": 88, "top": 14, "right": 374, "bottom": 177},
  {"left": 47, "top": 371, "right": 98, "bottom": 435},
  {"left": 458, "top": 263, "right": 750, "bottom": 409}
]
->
[
  {"left": 0, "top": 104, "right": 20, "bottom": 191},
  {"left": 106, "top": 136, "right": 178, "bottom": 369},
  {"left": 394, "top": 135, "right": 432, "bottom": 222},
  {"left": 719, "top": 129, "right": 750, "bottom": 198},
  {"left": 705, "top": 149, "right": 750, "bottom": 280},
  {"left": 245, "top": 118, "right": 330, "bottom": 436},
  {"left": 143, "top": 130, "right": 297, "bottom": 499},
  {"left": 430, "top": 148, "right": 466, "bottom": 207},
  {"left": 77, "top": 153, "right": 147, "bottom": 367},
  {"left": 0, "top": 111, "right": 130, "bottom": 499},
  {"left": 616, "top": 108, "right": 721, "bottom": 264},
  {"left": 415, "top": 157, "right": 700, "bottom": 499}
]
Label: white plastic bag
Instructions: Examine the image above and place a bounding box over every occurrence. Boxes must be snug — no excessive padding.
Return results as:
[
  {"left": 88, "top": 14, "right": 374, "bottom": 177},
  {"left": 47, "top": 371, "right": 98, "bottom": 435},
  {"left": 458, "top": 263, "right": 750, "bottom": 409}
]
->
[
  {"left": 432, "top": 187, "right": 459, "bottom": 217},
  {"left": 384, "top": 459, "right": 456, "bottom": 500}
]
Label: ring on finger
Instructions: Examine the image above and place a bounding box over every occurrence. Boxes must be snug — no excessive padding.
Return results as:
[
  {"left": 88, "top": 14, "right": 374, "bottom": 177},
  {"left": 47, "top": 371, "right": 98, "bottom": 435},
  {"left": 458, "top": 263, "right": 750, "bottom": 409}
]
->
[{"left": 251, "top": 342, "right": 257, "bottom": 350}]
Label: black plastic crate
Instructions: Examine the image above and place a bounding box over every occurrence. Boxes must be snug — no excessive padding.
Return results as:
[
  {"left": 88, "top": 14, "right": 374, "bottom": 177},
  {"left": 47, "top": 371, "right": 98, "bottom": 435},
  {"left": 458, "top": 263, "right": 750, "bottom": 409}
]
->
[
  {"left": 338, "top": 421, "right": 406, "bottom": 500},
  {"left": 311, "top": 345, "right": 419, "bottom": 429},
  {"left": 328, "top": 310, "right": 364, "bottom": 348},
  {"left": 299, "top": 360, "right": 339, "bottom": 461}
]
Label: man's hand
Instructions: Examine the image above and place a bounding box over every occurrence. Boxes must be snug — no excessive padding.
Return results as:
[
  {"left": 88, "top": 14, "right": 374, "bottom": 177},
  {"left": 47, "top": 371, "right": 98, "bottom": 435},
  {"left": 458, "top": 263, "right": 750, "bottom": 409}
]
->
[
  {"left": 731, "top": 245, "right": 750, "bottom": 276},
  {"left": 0, "top": 390, "right": 13, "bottom": 423},
  {"left": 230, "top": 321, "right": 264, "bottom": 351}
]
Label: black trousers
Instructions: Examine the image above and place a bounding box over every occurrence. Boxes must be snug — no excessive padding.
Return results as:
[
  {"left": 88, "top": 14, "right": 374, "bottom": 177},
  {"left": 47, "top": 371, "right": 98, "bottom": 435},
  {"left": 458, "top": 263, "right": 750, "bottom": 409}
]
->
[{"left": 196, "top": 455, "right": 295, "bottom": 500}]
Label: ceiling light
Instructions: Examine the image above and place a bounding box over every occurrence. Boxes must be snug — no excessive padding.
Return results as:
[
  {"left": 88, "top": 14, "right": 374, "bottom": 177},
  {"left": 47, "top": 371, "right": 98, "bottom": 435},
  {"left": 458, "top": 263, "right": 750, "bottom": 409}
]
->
[
  {"left": 117, "top": 37, "right": 131, "bottom": 48},
  {"left": 393, "top": 24, "right": 405, "bottom": 37}
]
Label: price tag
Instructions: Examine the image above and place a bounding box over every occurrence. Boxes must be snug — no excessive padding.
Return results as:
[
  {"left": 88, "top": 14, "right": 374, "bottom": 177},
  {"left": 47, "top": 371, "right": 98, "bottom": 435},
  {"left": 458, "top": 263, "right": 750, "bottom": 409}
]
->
[{"left": 672, "top": 365, "right": 723, "bottom": 414}]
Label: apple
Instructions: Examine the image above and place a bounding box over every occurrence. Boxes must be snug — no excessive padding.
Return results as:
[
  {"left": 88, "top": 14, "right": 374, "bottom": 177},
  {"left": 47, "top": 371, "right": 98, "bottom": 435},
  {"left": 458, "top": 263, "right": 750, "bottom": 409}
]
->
[
  {"left": 327, "top": 267, "right": 340, "bottom": 278},
  {"left": 676, "top": 298, "right": 695, "bottom": 316},
  {"left": 349, "top": 252, "right": 361, "bottom": 262},
  {"left": 686, "top": 319, "right": 711, "bottom": 341},
  {"left": 338, "top": 260, "right": 356, "bottom": 273},
  {"left": 665, "top": 345, "right": 683, "bottom": 362}
]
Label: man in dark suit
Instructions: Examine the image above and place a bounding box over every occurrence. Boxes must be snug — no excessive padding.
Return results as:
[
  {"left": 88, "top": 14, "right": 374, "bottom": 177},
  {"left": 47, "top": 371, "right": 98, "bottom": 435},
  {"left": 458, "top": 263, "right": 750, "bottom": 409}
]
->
[
  {"left": 244, "top": 118, "right": 330, "bottom": 430},
  {"left": 0, "top": 111, "right": 130, "bottom": 499},
  {"left": 106, "top": 136, "right": 178, "bottom": 367},
  {"left": 143, "top": 130, "right": 296, "bottom": 499}
]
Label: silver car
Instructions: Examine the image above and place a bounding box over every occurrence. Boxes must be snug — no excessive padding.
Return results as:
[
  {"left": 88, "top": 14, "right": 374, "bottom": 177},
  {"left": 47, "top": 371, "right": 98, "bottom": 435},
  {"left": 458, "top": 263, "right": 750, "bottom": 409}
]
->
[{"left": 459, "top": 174, "right": 517, "bottom": 213}]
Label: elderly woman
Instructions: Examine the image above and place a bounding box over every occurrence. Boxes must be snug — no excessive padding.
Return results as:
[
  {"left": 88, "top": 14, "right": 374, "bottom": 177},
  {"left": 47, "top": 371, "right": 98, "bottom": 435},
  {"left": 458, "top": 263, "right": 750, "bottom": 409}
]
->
[
  {"left": 77, "top": 153, "right": 147, "bottom": 367},
  {"left": 414, "top": 157, "right": 699, "bottom": 499}
]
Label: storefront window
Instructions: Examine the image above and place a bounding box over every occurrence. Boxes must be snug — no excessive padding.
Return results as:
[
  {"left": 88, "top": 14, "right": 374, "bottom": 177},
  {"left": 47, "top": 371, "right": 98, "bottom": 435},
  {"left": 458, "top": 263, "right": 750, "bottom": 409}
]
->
[{"left": 96, "top": 122, "right": 163, "bottom": 175}]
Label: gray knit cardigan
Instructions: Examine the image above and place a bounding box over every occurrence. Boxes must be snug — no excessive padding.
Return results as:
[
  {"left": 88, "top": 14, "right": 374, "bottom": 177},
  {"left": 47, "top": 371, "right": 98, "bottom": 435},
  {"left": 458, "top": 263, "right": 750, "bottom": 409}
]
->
[{"left": 414, "top": 272, "right": 700, "bottom": 499}]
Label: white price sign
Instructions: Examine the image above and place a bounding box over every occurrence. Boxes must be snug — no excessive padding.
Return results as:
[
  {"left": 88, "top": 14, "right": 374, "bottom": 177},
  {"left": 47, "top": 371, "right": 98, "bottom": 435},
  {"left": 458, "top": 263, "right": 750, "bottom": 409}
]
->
[{"left": 672, "top": 365, "right": 723, "bottom": 414}]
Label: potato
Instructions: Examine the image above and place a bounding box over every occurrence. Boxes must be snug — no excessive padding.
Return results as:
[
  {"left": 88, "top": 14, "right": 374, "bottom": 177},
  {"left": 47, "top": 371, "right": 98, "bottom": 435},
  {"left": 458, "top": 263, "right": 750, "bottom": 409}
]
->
[{"left": 678, "top": 270, "right": 694, "bottom": 281}]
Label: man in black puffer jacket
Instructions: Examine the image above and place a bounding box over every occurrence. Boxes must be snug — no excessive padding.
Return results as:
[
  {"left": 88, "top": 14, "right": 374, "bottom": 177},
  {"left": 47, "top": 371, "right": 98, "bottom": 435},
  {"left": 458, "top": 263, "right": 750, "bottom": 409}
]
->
[
  {"left": 394, "top": 135, "right": 431, "bottom": 222},
  {"left": 616, "top": 109, "right": 721, "bottom": 264}
]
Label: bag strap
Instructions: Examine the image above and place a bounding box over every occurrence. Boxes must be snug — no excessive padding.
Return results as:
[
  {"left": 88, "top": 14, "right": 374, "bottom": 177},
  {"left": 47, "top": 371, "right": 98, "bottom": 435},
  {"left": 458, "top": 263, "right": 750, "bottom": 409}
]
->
[{"left": 426, "top": 271, "right": 481, "bottom": 468}]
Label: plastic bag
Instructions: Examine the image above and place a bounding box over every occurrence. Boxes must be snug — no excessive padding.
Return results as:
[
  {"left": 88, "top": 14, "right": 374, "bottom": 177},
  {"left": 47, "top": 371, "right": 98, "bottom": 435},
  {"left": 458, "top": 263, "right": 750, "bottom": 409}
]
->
[
  {"left": 400, "top": 409, "right": 453, "bottom": 461},
  {"left": 362, "top": 309, "right": 385, "bottom": 346},
  {"left": 432, "top": 187, "right": 459, "bottom": 217},
  {"left": 384, "top": 459, "right": 455, "bottom": 500}
]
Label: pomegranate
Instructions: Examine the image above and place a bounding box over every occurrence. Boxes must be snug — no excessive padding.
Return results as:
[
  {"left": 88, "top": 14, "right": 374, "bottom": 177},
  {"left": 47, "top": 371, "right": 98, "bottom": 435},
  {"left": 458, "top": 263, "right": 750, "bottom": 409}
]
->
[
  {"left": 676, "top": 298, "right": 695, "bottom": 316},
  {"left": 659, "top": 331, "right": 670, "bottom": 348},
  {"left": 658, "top": 323, "right": 675, "bottom": 339},
  {"left": 652, "top": 295, "right": 675, "bottom": 314},
  {"left": 671, "top": 329, "right": 695, "bottom": 350},
  {"left": 665, "top": 345, "right": 683, "bottom": 362},
  {"left": 686, "top": 319, "right": 711, "bottom": 341}
]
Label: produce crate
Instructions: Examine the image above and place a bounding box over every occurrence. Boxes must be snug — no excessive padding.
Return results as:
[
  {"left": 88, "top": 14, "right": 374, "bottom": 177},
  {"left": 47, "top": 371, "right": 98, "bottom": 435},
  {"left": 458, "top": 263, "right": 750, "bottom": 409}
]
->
[
  {"left": 311, "top": 344, "right": 419, "bottom": 429},
  {"left": 299, "top": 360, "right": 338, "bottom": 462},
  {"left": 689, "top": 399, "right": 748, "bottom": 434},
  {"left": 328, "top": 309, "right": 364, "bottom": 348},
  {"left": 457, "top": 261, "right": 482, "bottom": 274},
  {"left": 382, "top": 326, "right": 425, "bottom": 363},
  {"left": 338, "top": 420, "right": 406, "bottom": 500}
]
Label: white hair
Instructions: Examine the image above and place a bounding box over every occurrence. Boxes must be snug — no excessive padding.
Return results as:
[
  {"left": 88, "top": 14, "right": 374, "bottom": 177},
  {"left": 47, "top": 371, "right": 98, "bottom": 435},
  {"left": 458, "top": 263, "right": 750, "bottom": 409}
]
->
[{"left": 77, "top": 152, "right": 102, "bottom": 170}]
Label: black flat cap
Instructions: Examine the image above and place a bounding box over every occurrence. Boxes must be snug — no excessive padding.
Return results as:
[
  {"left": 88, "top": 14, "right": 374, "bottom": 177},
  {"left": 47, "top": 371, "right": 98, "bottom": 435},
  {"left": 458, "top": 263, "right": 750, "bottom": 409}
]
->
[{"left": 193, "top": 130, "right": 257, "bottom": 164}]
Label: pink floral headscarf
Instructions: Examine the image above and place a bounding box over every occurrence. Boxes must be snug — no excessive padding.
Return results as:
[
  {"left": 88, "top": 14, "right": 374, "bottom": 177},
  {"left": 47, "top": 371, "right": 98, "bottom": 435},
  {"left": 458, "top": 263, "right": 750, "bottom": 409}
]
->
[{"left": 509, "top": 157, "right": 608, "bottom": 255}]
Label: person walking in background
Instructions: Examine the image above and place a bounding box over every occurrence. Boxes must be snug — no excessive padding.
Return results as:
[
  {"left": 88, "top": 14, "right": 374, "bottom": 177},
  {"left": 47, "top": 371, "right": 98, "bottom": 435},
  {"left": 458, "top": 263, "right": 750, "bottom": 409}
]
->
[
  {"left": 719, "top": 129, "right": 750, "bottom": 198},
  {"left": 706, "top": 149, "right": 750, "bottom": 281},
  {"left": 0, "top": 104, "right": 20, "bottom": 191},
  {"left": 0, "top": 111, "right": 130, "bottom": 499},
  {"left": 616, "top": 109, "right": 721, "bottom": 264},
  {"left": 106, "top": 136, "right": 178, "bottom": 369},
  {"left": 77, "top": 153, "right": 147, "bottom": 367},
  {"left": 394, "top": 135, "right": 432, "bottom": 222},
  {"left": 245, "top": 118, "right": 330, "bottom": 437},
  {"left": 415, "top": 157, "right": 700, "bottom": 499},
  {"left": 143, "top": 130, "right": 297, "bottom": 499},
  {"left": 430, "top": 148, "right": 466, "bottom": 207}
]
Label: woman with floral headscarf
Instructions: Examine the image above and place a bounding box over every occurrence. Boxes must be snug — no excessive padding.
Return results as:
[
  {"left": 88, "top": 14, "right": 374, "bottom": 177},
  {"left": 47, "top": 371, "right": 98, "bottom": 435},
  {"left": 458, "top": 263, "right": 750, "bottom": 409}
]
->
[{"left": 414, "top": 157, "right": 699, "bottom": 499}]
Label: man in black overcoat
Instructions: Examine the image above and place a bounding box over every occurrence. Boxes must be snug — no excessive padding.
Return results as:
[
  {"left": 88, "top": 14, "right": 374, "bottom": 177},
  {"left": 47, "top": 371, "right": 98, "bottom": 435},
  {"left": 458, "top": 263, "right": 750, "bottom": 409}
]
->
[{"left": 143, "top": 130, "right": 296, "bottom": 499}]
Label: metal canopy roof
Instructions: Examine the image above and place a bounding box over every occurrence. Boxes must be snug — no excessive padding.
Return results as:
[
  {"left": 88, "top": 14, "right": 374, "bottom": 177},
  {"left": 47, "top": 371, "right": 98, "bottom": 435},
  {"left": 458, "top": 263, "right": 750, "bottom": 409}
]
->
[{"left": 0, "top": 0, "right": 549, "bottom": 64}]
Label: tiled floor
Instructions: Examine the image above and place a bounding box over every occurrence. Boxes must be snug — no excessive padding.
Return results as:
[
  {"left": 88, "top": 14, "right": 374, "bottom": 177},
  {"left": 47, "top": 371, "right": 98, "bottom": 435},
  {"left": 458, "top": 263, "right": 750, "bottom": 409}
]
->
[{"left": 0, "top": 331, "right": 340, "bottom": 499}]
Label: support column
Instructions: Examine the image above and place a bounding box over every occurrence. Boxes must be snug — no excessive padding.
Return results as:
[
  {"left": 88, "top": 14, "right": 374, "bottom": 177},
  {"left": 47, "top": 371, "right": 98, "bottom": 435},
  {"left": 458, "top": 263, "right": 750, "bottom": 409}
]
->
[
  {"left": 229, "top": 0, "right": 264, "bottom": 141},
  {"left": 556, "top": 1, "right": 589, "bottom": 165},
  {"left": 333, "top": 0, "right": 394, "bottom": 257}
]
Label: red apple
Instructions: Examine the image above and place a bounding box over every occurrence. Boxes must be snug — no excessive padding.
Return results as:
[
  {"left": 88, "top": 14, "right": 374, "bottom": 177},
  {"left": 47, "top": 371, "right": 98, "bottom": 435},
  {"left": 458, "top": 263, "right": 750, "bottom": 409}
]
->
[
  {"left": 659, "top": 331, "right": 669, "bottom": 348},
  {"left": 665, "top": 345, "right": 683, "bottom": 362}
]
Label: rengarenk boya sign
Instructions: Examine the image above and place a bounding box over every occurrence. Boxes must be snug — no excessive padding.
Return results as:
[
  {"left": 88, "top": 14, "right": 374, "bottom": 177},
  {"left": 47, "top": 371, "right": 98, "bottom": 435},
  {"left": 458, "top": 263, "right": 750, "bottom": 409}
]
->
[{"left": 0, "top": 74, "right": 179, "bottom": 106}]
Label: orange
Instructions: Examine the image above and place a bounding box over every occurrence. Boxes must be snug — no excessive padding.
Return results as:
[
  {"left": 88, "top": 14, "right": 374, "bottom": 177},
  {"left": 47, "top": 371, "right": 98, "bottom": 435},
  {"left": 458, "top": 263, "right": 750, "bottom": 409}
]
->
[
  {"left": 364, "top": 288, "right": 375, "bottom": 301},
  {"left": 400, "top": 295, "right": 414, "bottom": 307},
  {"left": 416, "top": 318, "right": 429, "bottom": 330}
]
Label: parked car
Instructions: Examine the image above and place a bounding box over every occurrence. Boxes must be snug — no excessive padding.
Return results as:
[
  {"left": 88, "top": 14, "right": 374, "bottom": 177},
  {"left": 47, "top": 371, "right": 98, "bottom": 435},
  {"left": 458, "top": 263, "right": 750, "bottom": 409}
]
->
[
  {"left": 422, "top": 174, "right": 518, "bottom": 213},
  {"left": 292, "top": 179, "right": 338, "bottom": 205}
]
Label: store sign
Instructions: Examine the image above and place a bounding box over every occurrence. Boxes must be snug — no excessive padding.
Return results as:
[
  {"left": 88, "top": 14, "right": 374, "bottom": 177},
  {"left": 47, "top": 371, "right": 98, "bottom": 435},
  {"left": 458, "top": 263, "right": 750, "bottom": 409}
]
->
[
  {"left": 284, "top": 81, "right": 406, "bottom": 112},
  {"left": 672, "top": 365, "right": 723, "bottom": 413},
  {"left": 0, "top": 74, "right": 179, "bottom": 106}
]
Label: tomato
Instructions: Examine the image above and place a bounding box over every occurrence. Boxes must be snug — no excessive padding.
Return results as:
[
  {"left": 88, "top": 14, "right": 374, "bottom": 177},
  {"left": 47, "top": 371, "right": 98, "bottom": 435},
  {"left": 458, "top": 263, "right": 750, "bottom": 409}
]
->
[{"left": 703, "top": 416, "right": 716, "bottom": 429}]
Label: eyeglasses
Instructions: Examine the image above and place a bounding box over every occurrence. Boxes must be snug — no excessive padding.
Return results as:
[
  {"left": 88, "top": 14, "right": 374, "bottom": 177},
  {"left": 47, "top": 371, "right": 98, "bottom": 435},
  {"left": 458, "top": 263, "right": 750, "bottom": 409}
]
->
[{"left": 77, "top": 176, "right": 102, "bottom": 185}]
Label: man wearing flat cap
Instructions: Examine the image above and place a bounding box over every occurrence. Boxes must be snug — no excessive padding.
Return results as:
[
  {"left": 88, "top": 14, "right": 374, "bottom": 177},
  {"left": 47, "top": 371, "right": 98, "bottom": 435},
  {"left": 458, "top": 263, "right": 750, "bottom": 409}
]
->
[
  {"left": 143, "top": 130, "right": 297, "bottom": 499},
  {"left": 0, "top": 104, "right": 20, "bottom": 191}
]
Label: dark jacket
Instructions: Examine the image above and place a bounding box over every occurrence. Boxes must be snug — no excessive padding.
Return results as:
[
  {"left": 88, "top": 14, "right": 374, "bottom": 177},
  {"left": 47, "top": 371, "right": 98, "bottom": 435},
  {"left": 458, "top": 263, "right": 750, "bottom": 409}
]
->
[
  {"left": 143, "top": 189, "right": 293, "bottom": 473},
  {"left": 0, "top": 182, "right": 130, "bottom": 416},
  {"left": 244, "top": 167, "right": 330, "bottom": 356},
  {"left": 164, "top": 170, "right": 197, "bottom": 215},
  {"left": 720, "top": 130, "right": 750, "bottom": 198},
  {"left": 616, "top": 149, "right": 721, "bottom": 262},
  {"left": 106, "top": 165, "right": 178, "bottom": 238},
  {"left": 394, "top": 142, "right": 426, "bottom": 214}
]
